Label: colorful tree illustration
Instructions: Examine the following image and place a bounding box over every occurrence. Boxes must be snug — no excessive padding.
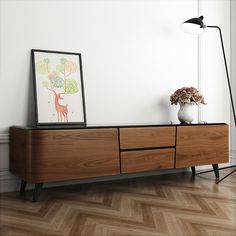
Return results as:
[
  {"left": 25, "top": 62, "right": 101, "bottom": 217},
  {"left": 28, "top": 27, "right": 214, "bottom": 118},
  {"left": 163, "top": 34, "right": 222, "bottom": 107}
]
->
[
  {"left": 36, "top": 58, "right": 78, "bottom": 94},
  {"left": 36, "top": 57, "right": 79, "bottom": 122}
]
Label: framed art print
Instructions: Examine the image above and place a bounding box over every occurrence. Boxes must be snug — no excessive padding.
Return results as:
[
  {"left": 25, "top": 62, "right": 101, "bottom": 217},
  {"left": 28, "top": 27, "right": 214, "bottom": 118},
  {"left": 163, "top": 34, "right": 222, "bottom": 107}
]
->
[{"left": 31, "top": 49, "right": 86, "bottom": 127}]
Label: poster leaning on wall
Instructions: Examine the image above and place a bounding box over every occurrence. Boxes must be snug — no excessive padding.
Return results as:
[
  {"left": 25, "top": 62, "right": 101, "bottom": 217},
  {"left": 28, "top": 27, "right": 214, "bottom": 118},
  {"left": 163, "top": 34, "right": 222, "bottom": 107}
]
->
[{"left": 31, "top": 49, "right": 86, "bottom": 127}]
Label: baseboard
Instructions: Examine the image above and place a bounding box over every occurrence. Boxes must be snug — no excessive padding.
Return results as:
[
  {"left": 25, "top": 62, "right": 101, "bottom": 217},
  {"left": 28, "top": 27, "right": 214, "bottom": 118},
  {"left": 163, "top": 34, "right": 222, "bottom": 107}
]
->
[
  {"left": 0, "top": 133, "right": 9, "bottom": 144},
  {"left": 231, "top": 149, "right": 236, "bottom": 165},
  {"left": 0, "top": 168, "right": 19, "bottom": 192}
]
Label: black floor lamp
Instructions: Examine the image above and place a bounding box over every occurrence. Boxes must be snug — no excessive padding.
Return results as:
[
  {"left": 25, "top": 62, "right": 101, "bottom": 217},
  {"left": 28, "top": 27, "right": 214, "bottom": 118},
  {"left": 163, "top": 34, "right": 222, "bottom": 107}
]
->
[{"left": 181, "top": 16, "right": 236, "bottom": 183}]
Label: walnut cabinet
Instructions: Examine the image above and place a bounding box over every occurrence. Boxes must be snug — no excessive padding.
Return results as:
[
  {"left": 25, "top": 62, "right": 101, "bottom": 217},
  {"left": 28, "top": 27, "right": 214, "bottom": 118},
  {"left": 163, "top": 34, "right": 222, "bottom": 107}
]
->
[{"left": 10, "top": 123, "right": 228, "bottom": 201}]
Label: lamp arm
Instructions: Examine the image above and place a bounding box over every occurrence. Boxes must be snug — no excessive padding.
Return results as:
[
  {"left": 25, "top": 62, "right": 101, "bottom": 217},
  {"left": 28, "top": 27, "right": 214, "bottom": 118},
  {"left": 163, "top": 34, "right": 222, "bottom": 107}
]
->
[{"left": 206, "top": 25, "right": 236, "bottom": 127}]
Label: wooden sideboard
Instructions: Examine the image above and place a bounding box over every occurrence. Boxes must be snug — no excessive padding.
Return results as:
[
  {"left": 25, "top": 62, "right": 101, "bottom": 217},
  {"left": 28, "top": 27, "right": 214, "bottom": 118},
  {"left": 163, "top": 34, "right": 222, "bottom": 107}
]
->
[{"left": 10, "top": 123, "right": 229, "bottom": 201}]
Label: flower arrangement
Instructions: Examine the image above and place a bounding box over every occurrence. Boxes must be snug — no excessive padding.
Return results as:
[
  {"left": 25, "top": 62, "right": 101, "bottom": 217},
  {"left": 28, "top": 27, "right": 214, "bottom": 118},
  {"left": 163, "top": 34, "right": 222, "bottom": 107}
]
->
[{"left": 170, "top": 86, "right": 206, "bottom": 105}]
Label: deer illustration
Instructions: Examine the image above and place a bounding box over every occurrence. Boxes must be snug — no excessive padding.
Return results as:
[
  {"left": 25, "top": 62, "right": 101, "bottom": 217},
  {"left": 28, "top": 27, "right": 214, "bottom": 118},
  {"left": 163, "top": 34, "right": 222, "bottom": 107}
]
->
[{"left": 53, "top": 91, "right": 68, "bottom": 122}]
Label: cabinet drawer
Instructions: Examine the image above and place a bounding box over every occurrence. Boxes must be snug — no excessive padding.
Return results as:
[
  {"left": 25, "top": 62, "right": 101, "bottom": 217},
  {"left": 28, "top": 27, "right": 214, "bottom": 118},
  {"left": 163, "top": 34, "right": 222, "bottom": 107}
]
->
[
  {"left": 119, "top": 127, "right": 176, "bottom": 149},
  {"left": 121, "top": 149, "right": 175, "bottom": 173}
]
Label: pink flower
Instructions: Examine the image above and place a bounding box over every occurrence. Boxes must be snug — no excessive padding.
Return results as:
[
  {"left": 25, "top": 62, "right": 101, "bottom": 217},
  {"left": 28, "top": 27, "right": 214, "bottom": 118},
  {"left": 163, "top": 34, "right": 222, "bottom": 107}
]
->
[{"left": 170, "top": 86, "right": 206, "bottom": 106}]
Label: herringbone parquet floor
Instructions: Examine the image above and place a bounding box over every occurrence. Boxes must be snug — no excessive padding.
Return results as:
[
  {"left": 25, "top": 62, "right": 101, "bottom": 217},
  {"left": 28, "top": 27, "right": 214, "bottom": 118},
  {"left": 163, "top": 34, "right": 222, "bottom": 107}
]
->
[{"left": 0, "top": 170, "right": 236, "bottom": 236}]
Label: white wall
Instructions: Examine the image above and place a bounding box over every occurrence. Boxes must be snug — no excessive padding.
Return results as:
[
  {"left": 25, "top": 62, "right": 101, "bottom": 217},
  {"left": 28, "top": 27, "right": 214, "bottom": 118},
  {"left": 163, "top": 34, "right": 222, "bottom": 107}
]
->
[
  {"left": 199, "top": 0, "right": 231, "bottom": 124},
  {"left": 0, "top": 0, "right": 199, "bottom": 131},
  {"left": 230, "top": 0, "right": 236, "bottom": 164},
  {"left": 0, "top": 0, "right": 231, "bottom": 192}
]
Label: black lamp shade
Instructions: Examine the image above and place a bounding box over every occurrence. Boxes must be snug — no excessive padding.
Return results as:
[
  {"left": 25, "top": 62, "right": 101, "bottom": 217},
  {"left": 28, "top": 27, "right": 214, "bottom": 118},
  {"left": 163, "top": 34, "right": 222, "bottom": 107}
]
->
[
  {"left": 181, "top": 16, "right": 205, "bottom": 34},
  {"left": 184, "top": 16, "right": 204, "bottom": 27}
]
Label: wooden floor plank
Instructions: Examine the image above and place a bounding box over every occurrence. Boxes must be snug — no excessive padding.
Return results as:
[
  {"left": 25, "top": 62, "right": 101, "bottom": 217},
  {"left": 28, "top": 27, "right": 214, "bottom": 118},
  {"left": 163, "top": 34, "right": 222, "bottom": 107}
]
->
[{"left": 1, "top": 170, "right": 236, "bottom": 236}]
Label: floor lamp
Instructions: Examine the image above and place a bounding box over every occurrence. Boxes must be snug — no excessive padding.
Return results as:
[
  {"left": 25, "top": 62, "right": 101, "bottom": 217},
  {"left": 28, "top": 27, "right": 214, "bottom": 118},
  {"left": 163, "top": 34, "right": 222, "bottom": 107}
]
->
[{"left": 180, "top": 16, "right": 236, "bottom": 184}]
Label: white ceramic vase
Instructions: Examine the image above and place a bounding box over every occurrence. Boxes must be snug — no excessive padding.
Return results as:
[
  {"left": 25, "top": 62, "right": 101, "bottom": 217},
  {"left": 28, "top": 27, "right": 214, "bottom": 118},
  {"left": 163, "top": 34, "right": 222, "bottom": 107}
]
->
[{"left": 177, "top": 102, "right": 195, "bottom": 124}]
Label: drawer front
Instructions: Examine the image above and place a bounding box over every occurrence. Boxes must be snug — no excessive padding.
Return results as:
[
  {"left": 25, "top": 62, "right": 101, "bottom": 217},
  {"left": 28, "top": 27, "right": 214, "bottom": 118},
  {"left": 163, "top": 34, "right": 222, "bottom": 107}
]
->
[
  {"left": 27, "top": 128, "right": 120, "bottom": 182},
  {"left": 119, "top": 127, "right": 176, "bottom": 149},
  {"left": 121, "top": 149, "right": 175, "bottom": 173},
  {"left": 176, "top": 125, "right": 229, "bottom": 168}
]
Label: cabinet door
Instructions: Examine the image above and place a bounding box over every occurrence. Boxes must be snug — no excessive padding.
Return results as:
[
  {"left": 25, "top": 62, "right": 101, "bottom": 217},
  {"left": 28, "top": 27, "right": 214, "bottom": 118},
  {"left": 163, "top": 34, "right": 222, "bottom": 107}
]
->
[
  {"left": 27, "top": 128, "right": 120, "bottom": 182},
  {"left": 176, "top": 125, "right": 228, "bottom": 168}
]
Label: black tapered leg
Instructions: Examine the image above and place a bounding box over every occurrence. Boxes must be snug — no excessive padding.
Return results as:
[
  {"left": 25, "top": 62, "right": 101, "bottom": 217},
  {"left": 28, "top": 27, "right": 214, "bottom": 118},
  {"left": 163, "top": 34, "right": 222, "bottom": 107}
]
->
[
  {"left": 20, "top": 180, "right": 27, "bottom": 196},
  {"left": 212, "top": 164, "right": 219, "bottom": 178},
  {"left": 32, "top": 183, "right": 43, "bottom": 202},
  {"left": 191, "top": 166, "right": 196, "bottom": 176}
]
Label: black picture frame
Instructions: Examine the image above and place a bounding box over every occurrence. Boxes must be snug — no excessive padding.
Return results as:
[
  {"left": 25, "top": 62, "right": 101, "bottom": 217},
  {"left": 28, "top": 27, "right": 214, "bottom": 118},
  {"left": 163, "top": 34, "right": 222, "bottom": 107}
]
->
[{"left": 31, "top": 49, "right": 86, "bottom": 128}]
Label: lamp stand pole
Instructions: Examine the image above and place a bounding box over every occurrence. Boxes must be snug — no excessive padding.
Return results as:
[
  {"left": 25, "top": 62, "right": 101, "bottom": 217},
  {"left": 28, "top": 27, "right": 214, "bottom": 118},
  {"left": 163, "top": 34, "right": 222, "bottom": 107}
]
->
[
  {"left": 207, "top": 26, "right": 236, "bottom": 126},
  {"left": 195, "top": 25, "right": 236, "bottom": 183}
]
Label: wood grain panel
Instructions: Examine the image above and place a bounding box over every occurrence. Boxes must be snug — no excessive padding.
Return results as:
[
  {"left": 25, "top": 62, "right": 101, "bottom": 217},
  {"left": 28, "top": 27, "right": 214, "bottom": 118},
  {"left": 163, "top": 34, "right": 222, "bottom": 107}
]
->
[
  {"left": 10, "top": 127, "right": 29, "bottom": 180},
  {"left": 15, "top": 128, "right": 120, "bottom": 183},
  {"left": 121, "top": 148, "right": 175, "bottom": 173},
  {"left": 119, "top": 127, "right": 176, "bottom": 149},
  {"left": 176, "top": 125, "right": 229, "bottom": 168}
]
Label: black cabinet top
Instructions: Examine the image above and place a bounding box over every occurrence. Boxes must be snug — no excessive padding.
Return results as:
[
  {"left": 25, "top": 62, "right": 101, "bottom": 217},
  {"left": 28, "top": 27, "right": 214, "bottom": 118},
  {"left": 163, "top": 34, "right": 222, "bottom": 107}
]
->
[{"left": 11, "top": 122, "right": 228, "bottom": 131}]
